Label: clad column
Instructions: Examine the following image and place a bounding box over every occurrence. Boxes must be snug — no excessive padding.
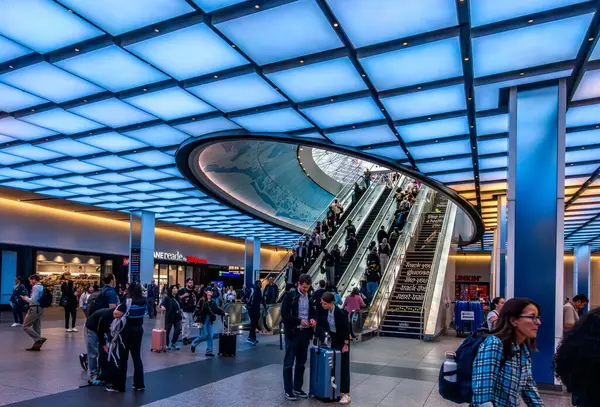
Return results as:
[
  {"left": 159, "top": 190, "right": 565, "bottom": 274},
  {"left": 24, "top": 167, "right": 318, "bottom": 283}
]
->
[
  {"left": 491, "top": 195, "right": 507, "bottom": 298},
  {"left": 129, "top": 211, "right": 155, "bottom": 285},
  {"left": 506, "top": 81, "right": 565, "bottom": 385},
  {"left": 573, "top": 245, "right": 591, "bottom": 310},
  {"left": 244, "top": 237, "right": 260, "bottom": 288}
]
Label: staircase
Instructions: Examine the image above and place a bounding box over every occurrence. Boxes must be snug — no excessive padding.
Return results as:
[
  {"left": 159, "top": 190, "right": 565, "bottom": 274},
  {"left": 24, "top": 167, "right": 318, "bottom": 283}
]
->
[
  {"left": 335, "top": 187, "right": 393, "bottom": 283},
  {"left": 379, "top": 195, "right": 447, "bottom": 339}
]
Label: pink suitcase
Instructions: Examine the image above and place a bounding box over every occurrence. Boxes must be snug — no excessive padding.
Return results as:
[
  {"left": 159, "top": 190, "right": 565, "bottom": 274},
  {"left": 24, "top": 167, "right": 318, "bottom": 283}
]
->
[{"left": 151, "top": 329, "right": 167, "bottom": 352}]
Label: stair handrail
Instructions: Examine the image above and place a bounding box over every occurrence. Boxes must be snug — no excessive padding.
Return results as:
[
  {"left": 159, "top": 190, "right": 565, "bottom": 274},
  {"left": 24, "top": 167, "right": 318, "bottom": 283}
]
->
[
  {"left": 364, "top": 188, "right": 436, "bottom": 331},
  {"left": 303, "top": 174, "right": 389, "bottom": 290},
  {"left": 337, "top": 175, "right": 407, "bottom": 298},
  {"left": 422, "top": 200, "right": 457, "bottom": 339}
]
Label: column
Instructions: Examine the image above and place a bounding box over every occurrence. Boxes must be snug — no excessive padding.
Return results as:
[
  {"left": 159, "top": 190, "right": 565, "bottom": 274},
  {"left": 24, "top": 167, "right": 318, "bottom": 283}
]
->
[
  {"left": 244, "top": 237, "right": 261, "bottom": 288},
  {"left": 129, "top": 211, "right": 155, "bottom": 284},
  {"left": 573, "top": 245, "right": 591, "bottom": 311},
  {"left": 506, "top": 81, "right": 565, "bottom": 385},
  {"left": 492, "top": 195, "right": 507, "bottom": 298}
]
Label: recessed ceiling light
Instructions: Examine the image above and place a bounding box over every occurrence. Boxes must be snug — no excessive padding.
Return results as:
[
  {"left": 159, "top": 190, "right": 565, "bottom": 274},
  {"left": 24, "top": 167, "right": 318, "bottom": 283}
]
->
[
  {"left": 330, "top": 98, "right": 334, "bottom": 102},
  {"left": 154, "top": 28, "right": 159, "bottom": 33},
  {"left": 8, "top": 65, "right": 13, "bottom": 69},
  {"left": 214, "top": 75, "right": 218, "bottom": 78},
  {"left": 528, "top": 19, "right": 533, "bottom": 23},
  {"left": 300, "top": 60, "right": 304, "bottom": 64},
  {"left": 31, "top": 109, "right": 35, "bottom": 112},
  {"left": 231, "top": 44, "right": 236, "bottom": 48},
  {"left": 434, "top": 139, "right": 438, "bottom": 142},
  {"left": 361, "top": 74, "right": 365, "bottom": 77},
  {"left": 74, "top": 48, "right": 80, "bottom": 52},
  {"left": 68, "top": 9, "right": 73, "bottom": 12},
  {"left": 464, "top": 57, "right": 469, "bottom": 61},
  {"left": 590, "top": 37, "right": 595, "bottom": 42},
  {"left": 470, "top": 125, "right": 474, "bottom": 128},
  {"left": 468, "top": 97, "right": 472, "bottom": 100},
  {"left": 427, "top": 117, "right": 431, "bottom": 120},
  {"left": 143, "top": 88, "right": 147, "bottom": 91},
  {"left": 255, "top": 5, "right": 260, "bottom": 9},
  {"left": 519, "top": 72, "right": 525, "bottom": 76},
  {"left": 83, "top": 99, "right": 87, "bottom": 102},
  {"left": 417, "top": 86, "right": 422, "bottom": 90},
  {"left": 403, "top": 42, "right": 408, "bottom": 46},
  {"left": 333, "top": 23, "right": 339, "bottom": 27}
]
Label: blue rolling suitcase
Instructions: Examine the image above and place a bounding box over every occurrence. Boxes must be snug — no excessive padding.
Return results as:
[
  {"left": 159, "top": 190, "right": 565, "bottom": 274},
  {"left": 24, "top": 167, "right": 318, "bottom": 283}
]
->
[{"left": 309, "top": 344, "right": 341, "bottom": 402}]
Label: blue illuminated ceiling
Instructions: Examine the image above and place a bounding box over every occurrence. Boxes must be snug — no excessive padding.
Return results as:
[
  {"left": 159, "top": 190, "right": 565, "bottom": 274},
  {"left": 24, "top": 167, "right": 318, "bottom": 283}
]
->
[{"left": 0, "top": 0, "right": 599, "bottom": 250}]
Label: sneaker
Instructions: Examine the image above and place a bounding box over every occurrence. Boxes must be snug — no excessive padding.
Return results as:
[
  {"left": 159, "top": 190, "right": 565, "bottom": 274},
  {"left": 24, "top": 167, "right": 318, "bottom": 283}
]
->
[
  {"left": 132, "top": 386, "right": 145, "bottom": 391},
  {"left": 11, "top": 323, "right": 19, "bottom": 327},
  {"left": 38, "top": 338, "right": 47, "bottom": 348},
  {"left": 246, "top": 338, "right": 255, "bottom": 345},
  {"left": 253, "top": 340, "right": 259, "bottom": 346},
  {"left": 26, "top": 346, "right": 41, "bottom": 352},
  {"left": 66, "top": 328, "right": 72, "bottom": 332},
  {"left": 182, "top": 338, "right": 190, "bottom": 345},
  {"left": 293, "top": 390, "right": 308, "bottom": 399},
  {"left": 205, "top": 352, "right": 215, "bottom": 357},
  {"left": 105, "top": 386, "right": 121, "bottom": 393},
  {"left": 339, "top": 394, "right": 351, "bottom": 404},
  {"left": 285, "top": 392, "right": 298, "bottom": 401},
  {"left": 191, "top": 345, "right": 196, "bottom": 353},
  {"left": 170, "top": 344, "right": 180, "bottom": 351},
  {"left": 71, "top": 328, "right": 78, "bottom": 332}
]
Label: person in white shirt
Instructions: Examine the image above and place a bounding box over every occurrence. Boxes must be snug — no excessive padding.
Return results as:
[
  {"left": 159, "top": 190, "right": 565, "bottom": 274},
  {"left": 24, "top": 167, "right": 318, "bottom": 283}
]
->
[
  {"left": 563, "top": 294, "right": 588, "bottom": 332},
  {"left": 21, "top": 274, "right": 47, "bottom": 351},
  {"left": 487, "top": 297, "right": 505, "bottom": 330}
]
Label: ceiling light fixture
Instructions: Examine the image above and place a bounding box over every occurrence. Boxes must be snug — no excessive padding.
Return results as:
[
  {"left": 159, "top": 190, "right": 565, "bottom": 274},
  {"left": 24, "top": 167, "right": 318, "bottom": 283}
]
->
[
  {"left": 154, "top": 29, "right": 159, "bottom": 33},
  {"left": 590, "top": 37, "right": 595, "bottom": 42},
  {"left": 333, "top": 23, "right": 339, "bottom": 27},
  {"left": 255, "top": 5, "right": 260, "bottom": 9},
  {"left": 519, "top": 72, "right": 525, "bottom": 76},
  {"left": 528, "top": 19, "right": 533, "bottom": 23},
  {"left": 464, "top": 57, "right": 469, "bottom": 61},
  {"left": 74, "top": 48, "right": 80, "bottom": 52},
  {"left": 8, "top": 65, "right": 13, "bottom": 69},
  {"left": 300, "top": 60, "right": 304, "bottom": 64},
  {"left": 231, "top": 44, "right": 236, "bottom": 48},
  {"left": 403, "top": 42, "right": 408, "bottom": 46},
  {"left": 214, "top": 75, "right": 218, "bottom": 78}
]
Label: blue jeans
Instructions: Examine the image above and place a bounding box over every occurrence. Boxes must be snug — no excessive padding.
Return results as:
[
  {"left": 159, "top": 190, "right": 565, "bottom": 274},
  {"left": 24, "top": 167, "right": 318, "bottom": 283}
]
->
[
  {"left": 12, "top": 303, "right": 23, "bottom": 324},
  {"left": 191, "top": 316, "right": 214, "bottom": 353},
  {"left": 86, "top": 328, "right": 99, "bottom": 378},
  {"left": 366, "top": 282, "right": 379, "bottom": 303}
]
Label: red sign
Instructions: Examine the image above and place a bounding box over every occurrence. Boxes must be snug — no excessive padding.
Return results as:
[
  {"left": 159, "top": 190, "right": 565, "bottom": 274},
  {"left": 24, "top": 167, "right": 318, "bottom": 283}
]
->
[
  {"left": 123, "top": 257, "right": 130, "bottom": 266},
  {"left": 456, "top": 275, "right": 482, "bottom": 282},
  {"left": 187, "top": 256, "right": 208, "bottom": 264}
]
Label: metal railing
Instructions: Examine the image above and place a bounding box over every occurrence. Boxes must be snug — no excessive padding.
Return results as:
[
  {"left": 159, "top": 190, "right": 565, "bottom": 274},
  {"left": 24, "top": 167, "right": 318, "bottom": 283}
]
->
[
  {"left": 364, "top": 188, "right": 436, "bottom": 331},
  {"left": 337, "top": 175, "right": 407, "bottom": 298}
]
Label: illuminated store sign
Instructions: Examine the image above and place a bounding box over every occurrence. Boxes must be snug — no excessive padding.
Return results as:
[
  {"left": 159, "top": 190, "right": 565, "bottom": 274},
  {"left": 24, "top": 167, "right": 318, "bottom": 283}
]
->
[
  {"left": 187, "top": 256, "right": 208, "bottom": 264},
  {"left": 154, "top": 251, "right": 186, "bottom": 262}
]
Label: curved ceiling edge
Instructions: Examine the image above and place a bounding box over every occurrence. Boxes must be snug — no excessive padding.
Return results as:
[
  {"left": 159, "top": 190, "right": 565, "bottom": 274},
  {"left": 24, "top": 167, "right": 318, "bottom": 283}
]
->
[{"left": 175, "top": 131, "right": 485, "bottom": 245}]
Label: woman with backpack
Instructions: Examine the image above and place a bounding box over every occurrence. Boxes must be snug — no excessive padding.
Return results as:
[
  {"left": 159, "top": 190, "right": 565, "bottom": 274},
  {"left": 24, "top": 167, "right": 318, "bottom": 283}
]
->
[
  {"left": 191, "top": 287, "right": 227, "bottom": 357},
  {"left": 61, "top": 280, "right": 78, "bottom": 332},
  {"left": 487, "top": 297, "right": 505, "bottom": 330},
  {"left": 554, "top": 307, "right": 600, "bottom": 407},
  {"left": 471, "top": 298, "right": 543, "bottom": 406},
  {"left": 107, "top": 282, "right": 146, "bottom": 393},
  {"left": 160, "top": 285, "right": 183, "bottom": 351}
]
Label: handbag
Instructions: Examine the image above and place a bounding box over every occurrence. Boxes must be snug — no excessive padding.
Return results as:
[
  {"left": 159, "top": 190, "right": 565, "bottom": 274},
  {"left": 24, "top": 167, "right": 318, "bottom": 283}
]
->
[{"left": 59, "top": 296, "right": 68, "bottom": 307}]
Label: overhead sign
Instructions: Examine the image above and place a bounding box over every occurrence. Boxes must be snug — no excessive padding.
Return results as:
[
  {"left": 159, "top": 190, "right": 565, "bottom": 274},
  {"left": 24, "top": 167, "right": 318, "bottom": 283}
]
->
[{"left": 154, "top": 251, "right": 186, "bottom": 262}]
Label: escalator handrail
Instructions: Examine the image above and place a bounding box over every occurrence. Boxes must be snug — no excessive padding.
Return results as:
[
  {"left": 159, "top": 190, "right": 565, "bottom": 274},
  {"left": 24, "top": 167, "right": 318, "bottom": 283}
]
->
[
  {"left": 364, "top": 188, "right": 436, "bottom": 331},
  {"left": 336, "top": 176, "right": 407, "bottom": 298}
]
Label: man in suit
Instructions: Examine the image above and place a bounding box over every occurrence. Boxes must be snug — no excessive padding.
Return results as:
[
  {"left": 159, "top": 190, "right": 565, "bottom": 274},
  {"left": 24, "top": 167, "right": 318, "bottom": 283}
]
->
[
  {"left": 280, "top": 273, "right": 316, "bottom": 401},
  {"left": 284, "top": 261, "right": 298, "bottom": 291}
]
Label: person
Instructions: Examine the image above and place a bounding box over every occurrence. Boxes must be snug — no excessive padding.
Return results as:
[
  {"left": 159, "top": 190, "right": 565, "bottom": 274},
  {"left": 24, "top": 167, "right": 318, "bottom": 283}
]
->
[
  {"left": 298, "top": 241, "right": 310, "bottom": 267},
  {"left": 79, "top": 285, "right": 94, "bottom": 318},
  {"left": 84, "top": 307, "right": 115, "bottom": 385},
  {"left": 284, "top": 261, "right": 298, "bottom": 291},
  {"left": 289, "top": 249, "right": 303, "bottom": 272},
  {"left": 21, "top": 274, "right": 47, "bottom": 351},
  {"left": 10, "top": 276, "right": 27, "bottom": 327},
  {"left": 106, "top": 282, "right": 146, "bottom": 393},
  {"left": 178, "top": 278, "right": 197, "bottom": 346},
  {"left": 563, "top": 294, "right": 589, "bottom": 332},
  {"left": 225, "top": 286, "right": 237, "bottom": 303},
  {"left": 359, "top": 280, "right": 369, "bottom": 304},
  {"left": 367, "top": 248, "right": 380, "bottom": 273},
  {"left": 160, "top": 285, "right": 183, "bottom": 351},
  {"left": 245, "top": 280, "right": 266, "bottom": 346},
  {"left": 554, "top": 307, "right": 600, "bottom": 407},
  {"left": 487, "top": 297, "right": 505, "bottom": 330},
  {"left": 328, "top": 285, "right": 343, "bottom": 307},
  {"left": 344, "top": 220, "right": 356, "bottom": 238},
  {"left": 264, "top": 276, "right": 279, "bottom": 304},
  {"left": 389, "top": 227, "right": 400, "bottom": 248},
  {"left": 379, "top": 238, "right": 391, "bottom": 273},
  {"left": 318, "top": 292, "right": 352, "bottom": 404},
  {"left": 320, "top": 223, "right": 329, "bottom": 249},
  {"left": 330, "top": 199, "right": 344, "bottom": 226},
  {"left": 471, "top": 298, "right": 543, "bottom": 407},
  {"left": 398, "top": 197, "right": 411, "bottom": 229},
  {"left": 365, "top": 262, "right": 380, "bottom": 303},
  {"left": 147, "top": 279, "right": 158, "bottom": 319},
  {"left": 312, "top": 280, "right": 327, "bottom": 321},
  {"left": 320, "top": 248, "right": 336, "bottom": 286},
  {"left": 346, "top": 233, "right": 358, "bottom": 256},
  {"left": 99, "top": 273, "right": 119, "bottom": 310},
  {"left": 352, "top": 182, "right": 363, "bottom": 205},
  {"left": 61, "top": 280, "right": 78, "bottom": 332},
  {"left": 191, "top": 287, "right": 226, "bottom": 356},
  {"left": 363, "top": 168, "right": 371, "bottom": 187},
  {"left": 377, "top": 225, "right": 388, "bottom": 244},
  {"left": 343, "top": 287, "right": 366, "bottom": 316},
  {"left": 280, "top": 273, "right": 316, "bottom": 401},
  {"left": 332, "top": 244, "right": 342, "bottom": 276}
]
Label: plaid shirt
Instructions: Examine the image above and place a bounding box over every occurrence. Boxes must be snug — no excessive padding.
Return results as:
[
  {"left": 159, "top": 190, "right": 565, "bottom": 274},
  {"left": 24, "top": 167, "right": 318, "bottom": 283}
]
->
[{"left": 472, "top": 336, "right": 543, "bottom": 407}]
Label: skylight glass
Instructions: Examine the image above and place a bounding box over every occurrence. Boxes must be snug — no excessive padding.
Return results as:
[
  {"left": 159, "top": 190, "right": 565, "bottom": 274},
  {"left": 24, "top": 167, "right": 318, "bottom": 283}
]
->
[{"left": 125, "top": 87, "right": 215, "bottom": 121}]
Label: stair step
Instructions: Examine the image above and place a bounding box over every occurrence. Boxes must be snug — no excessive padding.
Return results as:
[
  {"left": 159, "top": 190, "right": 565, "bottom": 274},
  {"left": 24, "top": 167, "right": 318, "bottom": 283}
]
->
[{"left": 379, "top": 331, "right": 423, "bottom": 339}]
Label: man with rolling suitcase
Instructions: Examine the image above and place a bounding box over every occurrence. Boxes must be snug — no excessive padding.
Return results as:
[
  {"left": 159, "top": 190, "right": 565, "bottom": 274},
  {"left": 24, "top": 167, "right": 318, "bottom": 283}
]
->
[{"left": 280, "top": 274, "right": 316, "bottom": 401}]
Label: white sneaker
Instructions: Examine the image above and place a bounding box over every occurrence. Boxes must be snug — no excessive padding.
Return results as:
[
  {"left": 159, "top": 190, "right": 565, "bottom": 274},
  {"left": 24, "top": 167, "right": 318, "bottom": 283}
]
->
[
  {"left": 66, "top": 328, "right": 72, "bottom": 332},
  {"left": 340, "top": 394, "right": 351, "bottom": 404},
  {"left": 11, "top": 323, "right": 19, "bottom": 327},
  {"left": 71, "top": 328, "right": 78, "bottom": 332}
]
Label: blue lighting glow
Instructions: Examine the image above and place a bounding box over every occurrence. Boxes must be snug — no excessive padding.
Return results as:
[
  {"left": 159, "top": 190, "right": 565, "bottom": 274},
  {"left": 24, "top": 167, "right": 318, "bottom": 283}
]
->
[
  {"left": 49, "top": 160, "right": 104, "bottom": 174},
  {"left": 94, "top": 184, "right": 133, "bottom": 194},
  {"left": 0, "top": 152, "right": 28, "bottom": 165},
  {"left": 566, "top": 148, "right": 600, "bottom": 163},
  {"left": 174, "top": 117, "right": 240, "bottom": 136},
  {"left": 60, "top": 175, "right": 102, "bottom": 186},
  {"left": 430, "top": 171, "right": 474, "bottom": 184},
  {"left": 123, "top": 125, "right": 189, "bottom": 148},
  {"left": 478, "top": 138, "right": 508, "bottom": 155},
  {"left": 0, "top": 83, "right": 47, "bottom": 113},
  {"left": 2, "top": 144, "right": 63, "bottom": 161},
  {"left": 301, "top": 97, "right": 384, "bottom": 129},
  {"left": 326, "top": 0, "right": 457, "bottom": 48},
  {"left": 19, "top": 108, "right": 103, "bottom": 135},
  {"left": 39, "top": 138, "right": 104, "bottom": 157},
  {"left": 566, "top": 163, "right": 597, "bottom": 176},
  {"left": 476, "top": 114, "right": 509, "bottom": 136},
  {"left": 0, "top": 62, "right": 104, "bottom": 103},
  {"left": 123, "top": 150, "right": 174, "bottom": 167},
  {"left": 472, "top": 14, "right": 593, "bottom": 77},
  {"left": 1, "top": 181, "right": 43, "bottom": 190},
  {"left": 0, "top": 35, "right": 31, "bottom": 63},
  {"left": 55, "top": 45, "right": 169, "bottom": 93},
  {"left": 0, "top": 117, "right": 57, "bottom": 141},
  {"left": 0, "top": 0, "right": 103, "bottom": 53},
  {"left": 265, "top": 57, "right": 367, "bottom": 103},
  {"left": 31, "top": 179, "right": 72, "bottom": 188},
  {"left": 326, "top": 125, "right": 397, "bottom": 147},
  {"left": 0, "top": 135, "right": 15, "bottom": 144},
  {"left": 123, "top": 192, "right": 155, "bottom": 201},
  {"left": 409, "top": 139, "right": 471, "bottom": 159},
  {"left": 0, "top": 168, "right": 37, "bottom": 179},
  {"left": 470, "top": 0, "right": 588, "bottom": 27},
  {"left": 360, "top": 37, "right": 463, "bottom": 91},
  {"left": 215, "top": 0, "right": 343, "bottom": 65},
  {"left": 397, "top": 116, "right": 469, "bottom": 143},
  {"left": 382, "top": 85, "right": 466, "bottom": 121},
  {"left": 68, "top": 98, "right": 157, "bottom": 128},
  {"left": 192, "top": 0, "right": 245, "bottom": 12},
  {"left": 18, "top": 164, "right": 68, "bottom": 176},
  {"left": 154, "top": 179, "right": 193, "bottom": 190},
  {"left": 419, "top": 157, "right": 473, "bottom": 173},
  {"left": 126, "top": 169, "right": 167, "bottom": 181},
  {"left": 566, "top": 129, "right": 600, "bottom": 147},
  {"left": 126, "top": 23, "right": 248, "bottom": 81},
  {"left": 567, "top": 104, "right": 600, "bottom": 128},
  {"left": 480, "top": 170, "right": 507, "bottom": 182},
  {"left": 188, "top": 73, "right": 286, "bottom": 113},
  {"left": 480, "top": 156, "right": 508, "bottom": 170},
  {"left": 152, "top": 191, "right": 187, "bottom": 199},
  {"left": 231, "top": 108, "right": 312, "bottom": 132},
  {"left": 84, "top": 155, "right": 138, "bottom": 171},
  {"left": 125, "top": 87, "right": 215, "bottom": 121},
  {"left": 78, "top": 132, "right": 147, "bottom": 153},
  {"left": 572, "top": 69, "right": 600, "bottom": 101},
  {"left": 94, "top": 194, "right": 130, "bottom": 202},
  {"left": 56, "top": 0, "right": 194, "bottom": 36}
]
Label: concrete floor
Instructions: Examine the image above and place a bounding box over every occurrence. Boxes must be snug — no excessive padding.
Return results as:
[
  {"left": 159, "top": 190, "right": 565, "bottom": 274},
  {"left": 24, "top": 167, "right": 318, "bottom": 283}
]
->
[{"left": 0, "top": 308, "right": 572, "bottom": 407}]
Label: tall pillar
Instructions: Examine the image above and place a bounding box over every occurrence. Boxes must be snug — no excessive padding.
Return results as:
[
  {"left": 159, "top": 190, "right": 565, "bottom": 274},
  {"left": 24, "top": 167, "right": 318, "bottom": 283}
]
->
[
  {"left": 129, "top": 211, "right": 155, "bottom": 284},
  {"left": 506, "top": 81, "right": 565, "bottom": 385},
  {"left": 492, "top": 195, "right": 507, "bottom": 298},
  {"left": 244, "top": 237, "right": 261, "bottom": 288},
  {"left": 574, "top": 245, "right": 591, "bottom": 311}
]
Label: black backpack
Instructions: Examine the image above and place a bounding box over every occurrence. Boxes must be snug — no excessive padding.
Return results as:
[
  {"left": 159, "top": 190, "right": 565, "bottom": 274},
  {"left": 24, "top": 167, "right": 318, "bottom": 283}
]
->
[
  {"left": 38, "top": 286, "right": 53, "bottom": 308},
  {"left": 85, "top": 291, "right": 104, "bottom": 317}
]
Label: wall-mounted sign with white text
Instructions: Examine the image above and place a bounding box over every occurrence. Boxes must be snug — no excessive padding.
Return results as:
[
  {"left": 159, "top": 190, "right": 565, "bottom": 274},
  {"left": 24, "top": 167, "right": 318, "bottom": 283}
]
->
[{"left": 154, "top": 251, "right": 186, "bottom": 262}]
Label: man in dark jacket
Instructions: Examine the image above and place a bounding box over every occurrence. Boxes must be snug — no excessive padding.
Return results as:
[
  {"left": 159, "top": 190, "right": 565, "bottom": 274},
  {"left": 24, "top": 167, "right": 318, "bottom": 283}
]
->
[
  {"left": 346, "top": 233, "right": 358, "bottom": 256},
  {"left": 377, "top": 225, "right": 388, "bottom": 244},
  {"left": 244, "top": 280, "right": 267, "bottom": 346},
  {"left": 312, "top": 279, "right": 327, "bottom": 322},
  {"left": 85, "top": 308, "right": 115, "bottom": 385},
  {"left": 284, "top": 261, "right": 298, "bottom": 291},
  {"left": 147, "top": 279, "right": 158, "bottom": 319},
  {"left": 178, "top": 278, "right": 197, "bottom": 345},
  {"left": 344, "top": 220, "right": 356, "bottom": 238},
  {"left": 320, "top": 249, "right": 336, "bottom": 286},
  {"left": 280, "top": 274, "right": 316, "bottom": 401},
  {"left": 264, "top": 276, "right": 279, "bottom": 304}
]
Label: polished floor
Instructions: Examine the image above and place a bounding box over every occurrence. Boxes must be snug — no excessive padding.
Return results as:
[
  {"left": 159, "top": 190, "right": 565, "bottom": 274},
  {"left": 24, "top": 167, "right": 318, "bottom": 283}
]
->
[{"left": 0, "top": 309, "right": 572, "bottom": 407}]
